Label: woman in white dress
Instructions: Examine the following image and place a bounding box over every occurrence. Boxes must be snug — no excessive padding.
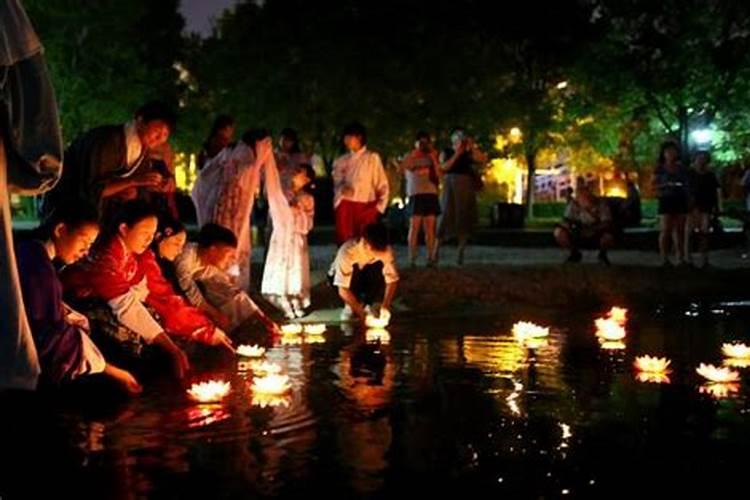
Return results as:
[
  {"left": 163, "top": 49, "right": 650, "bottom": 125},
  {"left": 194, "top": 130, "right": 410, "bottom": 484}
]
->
[
  {"left": 261, "top": 162, "right": 315, "bottom": 319},
  {"left": 192, "top": 129, "right": 273, "bottom": 291}
]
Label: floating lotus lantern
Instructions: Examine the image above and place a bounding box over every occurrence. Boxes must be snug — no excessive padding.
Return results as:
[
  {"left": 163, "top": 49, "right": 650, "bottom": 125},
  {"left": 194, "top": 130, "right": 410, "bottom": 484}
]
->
[
  {"left": 523, "top": 337, "right": 549, "bottom": 350},
  {"left": 249, "top": 360, "right": 282, "bottom": 375},
  {"left": 724, "top": 357, "right": 750, "bottom": 369},
  {"left": 634, "top": 355, "right": 671, "bottom": 374},
  {"left": 366, "top": 328, "right": 391, "bottom": 344},
  {"left": 599, "top": 340, "right": 626, "bottom": 351},
  {"left": 696, "top": 363, "right": 740, "bottom": 383},
  {"left": 699, "top": 382, "right": 740, "bottom": 399},
  {"left": 251, "top": 374, "right": 292, "bottom": 395},
  {"left": 512, "top": 321, "right": 550, "bottom": 341},
  {"left": 365, "top": 312, "right": 390, "bottom": 329},
  {"left": 595, "top": 318, "right": 626, "bottom": 341},
  {"left": 607, "top": 307, "right": 628, "bottom": 326},
  {"left": 303, "top": 323, "right": 327, "bottom": 335},
  {"left": 187, "top": 380, "right": 231, "bottom": 403},
  {"left": 237, "top": 344, "right": 266, "bottom": 358},
  {"left": 252, "top": 393, "right": 292, "bottom": 408},
  {"left": 722, "top": 343, "right": 750, "bottom": 360},
  {"left": 281, "top": 323, "right": 303, "bottom": 335},
  {"left": 304, "top": 334, "right": 326, "bottom": 344},
  {"left": 634, "top": 356, "right": 671, "bottom": 384}
]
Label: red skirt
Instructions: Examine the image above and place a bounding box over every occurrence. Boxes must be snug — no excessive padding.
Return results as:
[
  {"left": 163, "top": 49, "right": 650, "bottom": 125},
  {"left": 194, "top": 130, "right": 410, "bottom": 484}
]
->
[{"left": 335, "top": 200, "right": 380, "bottom": 245}]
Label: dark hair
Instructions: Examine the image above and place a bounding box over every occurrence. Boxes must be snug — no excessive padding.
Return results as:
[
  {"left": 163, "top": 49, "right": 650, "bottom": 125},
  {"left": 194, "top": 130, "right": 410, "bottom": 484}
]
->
[
  {"left": 363, "top": 222, "right": 389, "bottom": 251},
  {"left": 197, "top": 223, "right": 237, "bottom": 249},
  {"left": 209, "top": 115, "right": 235, "bottom": 137},
  {"left": 694, "top": 150, "right": 711, "bottom": 162},
  {"left": 295, "top": 163, "right": 316, "bottom": 193},
  {"left": 657, "top": 140, "right": 681, "bottom": 165},
  {"left": 416, "top": 130, "right": 431, "bottom": 141},
  {"left": 111, "top": 202, "right": 161, "bottom": 229},
  {"left": 342, "top": 122, "right": 367, "bottom": 145},
  {"left": 35, "top": 204, "right": 99, "bottom": 240},
  {"left": 280, "top": 127, "right": 301, "bottom": 153},
  {"left": 155, "top": 214, "right": 185, "bottom": 242},
  {"left": 241, "top": 128, "right": 271, "bottom": 153},
  {"left": 135, "top": 100, "right": 177, "bottom": 132}
]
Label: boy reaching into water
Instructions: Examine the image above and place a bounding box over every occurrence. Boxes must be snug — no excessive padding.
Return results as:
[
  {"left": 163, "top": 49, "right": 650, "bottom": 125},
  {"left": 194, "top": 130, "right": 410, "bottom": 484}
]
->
[
  {"left": 329, "top": 222, "right": 399, "bottom": 323},
  {"left": 175, "top": 223, "right": 281, "bottom": 335}
]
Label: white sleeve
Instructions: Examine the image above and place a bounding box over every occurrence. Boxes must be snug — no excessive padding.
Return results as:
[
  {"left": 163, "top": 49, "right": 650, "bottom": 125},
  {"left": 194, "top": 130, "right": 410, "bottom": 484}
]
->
[
  {"left": 176, "top": 252, "right": 207, "bottom": 308},
  {"left": 372, "top": 153, "right": 390, "bottom": 213},
  {"left": 332, "top": 157, "right": 346, "bottom": 207},
  {"left": 75, "top": 331, "right": 106, "bottom": 377},
  {"left": 382, "top": 249, "right": 400, "bottom": 284},
  {"left": 107, "top": 288, "right": 163, "bottom": 343}
]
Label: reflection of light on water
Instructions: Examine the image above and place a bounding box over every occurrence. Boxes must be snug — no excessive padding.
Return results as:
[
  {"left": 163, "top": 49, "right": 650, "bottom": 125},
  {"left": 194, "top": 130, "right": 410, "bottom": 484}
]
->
[
  {"left": 281, "top": 334, "right": 303, "bottom": 346},
  {"left": 506, "top": 380, "right": 523, "bottom": 416},
  {"left": 237, "top": 344, "right": 266, "bottom": 358},
  {"left": 186, "top": 405, "right": 230, "bottom": 428},
  {"left": 187, "top": 380, "right": 231, "bottom": 403},
  {"left": 250, "top": 360, "right": 282, "bottom": 374},
  {"left": 636, "top": 371, "right": 671, "bottom": 384},
  {"left": 302, "top": 323, "right": 326, "bottom": 335},
  {"left": 366, "top": 328, "right": 391, "bottom": 344},
  {"left": 724, "top": 357, "right": 750, "bottom": 369},
  {"left": 304, "top": 333, "right": 326, "bottom": 344},
  {"left": 559, "top": 422, "right": 572, "bottom": 449},
  {"left": 252, "top": 374, "right": 292, "bottom": 395},
  {"left": 523, "top": 337, "right": 549, "bottom": 350},
  {"left": 699, "top": 382, "right": 740, "bottom": 399},
  {"left": 251, "top": 393, "right": 292, "bottom": 408},
  {"left": 599, "top": 340, "right": 626, "bottom": 351},
  {"left": 696, "top": 363, "right": 740, "bottom": 383}
]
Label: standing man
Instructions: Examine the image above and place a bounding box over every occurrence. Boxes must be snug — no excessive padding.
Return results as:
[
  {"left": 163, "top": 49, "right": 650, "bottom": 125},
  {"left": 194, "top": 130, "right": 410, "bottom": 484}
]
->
[
  {"left": 42, "top": 100, "right": 176, "bottom": 219},
  {"left": 333, "top": 122, "right": 390, "bottom": 246}
]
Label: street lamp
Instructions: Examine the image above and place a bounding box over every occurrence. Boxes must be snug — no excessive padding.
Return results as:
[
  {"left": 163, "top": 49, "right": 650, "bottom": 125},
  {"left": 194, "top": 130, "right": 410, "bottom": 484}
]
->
[{"left": 690, "top": 128, "right": 714, "bottom": 146}]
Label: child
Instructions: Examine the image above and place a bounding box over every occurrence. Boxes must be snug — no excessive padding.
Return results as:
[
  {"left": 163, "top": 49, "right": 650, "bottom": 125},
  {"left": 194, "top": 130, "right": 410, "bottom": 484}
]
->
[
  {"left": 328, "top": 222, "right": 399, "bottom": 322},
  {"left": 15, "top": 206, "right": 141, "bottom": 394},
  {"left": 175, "top": 223, "right": 281, "bottom": 334},
  {"left": 61, "top": 203, "right": 194, "bottom": 379},
  {"left": 261, "top": 163, "right": 315, "bottom": 318}
]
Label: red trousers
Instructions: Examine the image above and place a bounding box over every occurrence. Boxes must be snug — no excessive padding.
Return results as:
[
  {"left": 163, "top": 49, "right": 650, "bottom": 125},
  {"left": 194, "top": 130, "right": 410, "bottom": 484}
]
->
[{"left": 335, "top": 199, "right": 380, "bottom": 245}]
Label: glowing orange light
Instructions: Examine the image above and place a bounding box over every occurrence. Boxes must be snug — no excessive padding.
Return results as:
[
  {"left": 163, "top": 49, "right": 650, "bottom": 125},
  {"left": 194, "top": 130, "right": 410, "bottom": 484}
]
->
[
  {"left": 237, "top": 344, "right": 266, "bottom": 358},
  {"left": 251, "top": 374, "right": 292, "bottom": 395},
  {"left": 595, "top": 318, "right": 626, "bottom": 341},
  {"left": 366, "top": 328, "right": 391, "bottom": 344},
  {"left": 249, "top": 361, "right": 282, "bottom": 375},
  {"left": 187, "top": 380, "right": 231, "bottom": 403},
  {"left": 722, "top": 343, "right": 750, "bottom": 359},
  {"left": 281, "top": 323, "right": 303, "bottom": 335},
  {"left": 699, "top": 382, "right": 740, "bottom": 399},
  {"left": 696, "top": 363, "right": 740, "bottom": 383},
  {"left": 303, "top": 323, "right": 327, "bottom": 335},
  {"left": 512, "top": 321, "right": 550, "bottom": 341}
]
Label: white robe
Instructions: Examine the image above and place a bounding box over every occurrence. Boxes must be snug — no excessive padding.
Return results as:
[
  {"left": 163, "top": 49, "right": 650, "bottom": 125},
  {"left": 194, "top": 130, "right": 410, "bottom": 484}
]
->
[
  {"left": 261, "top": 157, "right": 314, "bottom": 310},
  {"left": 1, "top": 0, "right": 63, "bottom": 390},
  {"left": 192, "top": 142, "right": 263, "bottom": 291}
]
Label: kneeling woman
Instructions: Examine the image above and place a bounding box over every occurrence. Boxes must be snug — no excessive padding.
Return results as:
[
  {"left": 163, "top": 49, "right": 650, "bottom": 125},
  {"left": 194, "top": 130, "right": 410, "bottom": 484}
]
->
[
  {"left": 62, "top": 203, "right": 224, "bottom": 377},
  {"left": 15, "top": 206, "right": 141, "bottom": 394}
]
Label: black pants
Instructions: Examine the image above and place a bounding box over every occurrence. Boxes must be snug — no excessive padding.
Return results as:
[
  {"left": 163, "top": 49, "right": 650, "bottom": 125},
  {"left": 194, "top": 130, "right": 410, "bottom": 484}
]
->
[{"left": 329, "top": 262, "right": 385, "bottom": 306}]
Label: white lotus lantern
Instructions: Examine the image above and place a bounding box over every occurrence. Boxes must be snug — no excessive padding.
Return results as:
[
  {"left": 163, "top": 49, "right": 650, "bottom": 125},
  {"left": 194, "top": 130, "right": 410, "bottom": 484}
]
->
[
  {"left": 187, "top": 380, "right": 231, "bottom": 403},
  {"left": 251, "top": 374, "right": 292, "bottom": 395},
  {"left": 237, "top": 344, "right": 266, "bottom": 358}
]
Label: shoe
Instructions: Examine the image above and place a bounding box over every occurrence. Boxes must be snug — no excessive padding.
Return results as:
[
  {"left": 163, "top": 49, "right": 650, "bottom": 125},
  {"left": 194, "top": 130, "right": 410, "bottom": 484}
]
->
[
  {"left": 566, "top": 250, "right": 583, "bottom": 263},
  {"left": 340, "top": 304, "right": 354, "bottom": 322},
  {"left": 598, "top": 250, "right": 611, "bottom": 266}
]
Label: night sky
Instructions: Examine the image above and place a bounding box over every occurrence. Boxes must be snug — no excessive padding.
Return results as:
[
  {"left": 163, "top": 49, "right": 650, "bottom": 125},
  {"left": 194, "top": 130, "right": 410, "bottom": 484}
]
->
[{"left": 180, "top": 0, "right": 239, "bottom": 36}]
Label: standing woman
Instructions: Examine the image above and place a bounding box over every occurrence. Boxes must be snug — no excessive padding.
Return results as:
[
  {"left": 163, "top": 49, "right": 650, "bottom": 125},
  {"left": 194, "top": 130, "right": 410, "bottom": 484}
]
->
[
  {"left": 437, "top": 128, "right": 486, "bottom": 265},
  {"left": 401, "top": 131, "right": 441, "bottom": 267},
  {"left": 197, "top": 115, "right": 236, "bottom": 171},
  {"left": 652, "top": 141, "right": 690, "bottom": 266}
]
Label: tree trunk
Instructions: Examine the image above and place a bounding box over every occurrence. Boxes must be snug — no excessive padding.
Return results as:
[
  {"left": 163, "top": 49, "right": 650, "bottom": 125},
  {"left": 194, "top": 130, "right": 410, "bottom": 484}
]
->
[
  {"left": 524, "top": 149, "right": 536, "bottom": 219},
  {"left": 678, "top": 105, "right": 689, "bottom": 161}
]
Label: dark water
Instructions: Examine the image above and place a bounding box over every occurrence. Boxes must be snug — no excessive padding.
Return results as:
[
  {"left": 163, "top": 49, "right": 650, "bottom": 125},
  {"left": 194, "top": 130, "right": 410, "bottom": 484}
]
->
[{"left": 2, "top": 303, "right": 750, "bottom": 499}]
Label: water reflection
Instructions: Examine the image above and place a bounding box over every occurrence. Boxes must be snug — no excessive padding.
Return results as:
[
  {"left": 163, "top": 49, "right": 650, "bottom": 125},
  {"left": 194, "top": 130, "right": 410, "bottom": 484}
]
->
[{"left": 4, "top": 306, "right": 750, "bottom": 497}]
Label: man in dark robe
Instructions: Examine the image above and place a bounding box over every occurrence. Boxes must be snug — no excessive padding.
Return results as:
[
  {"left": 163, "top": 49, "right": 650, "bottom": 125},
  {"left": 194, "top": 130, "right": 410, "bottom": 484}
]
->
[{"left": 41, "top": 100, "right": 177, "bottom": 219}]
